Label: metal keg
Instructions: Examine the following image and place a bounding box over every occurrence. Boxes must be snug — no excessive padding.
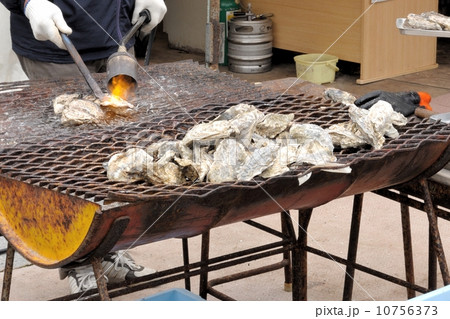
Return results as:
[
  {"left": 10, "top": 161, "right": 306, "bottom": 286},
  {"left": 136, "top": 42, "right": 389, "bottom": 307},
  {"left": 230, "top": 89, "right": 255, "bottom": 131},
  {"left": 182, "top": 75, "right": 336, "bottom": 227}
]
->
[{"left": 228, "top": 12, "right": 273, "bottom": 73}]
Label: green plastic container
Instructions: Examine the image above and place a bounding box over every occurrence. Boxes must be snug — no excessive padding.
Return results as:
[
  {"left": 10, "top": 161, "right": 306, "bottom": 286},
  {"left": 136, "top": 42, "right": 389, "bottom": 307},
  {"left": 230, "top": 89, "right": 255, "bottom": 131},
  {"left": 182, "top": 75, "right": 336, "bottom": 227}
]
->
[
  {"left": 220, "top": 0, "right": 241, "bottom": 65},
  {"left": 294, "top": 53, "right": 339, "bottom": 84}
]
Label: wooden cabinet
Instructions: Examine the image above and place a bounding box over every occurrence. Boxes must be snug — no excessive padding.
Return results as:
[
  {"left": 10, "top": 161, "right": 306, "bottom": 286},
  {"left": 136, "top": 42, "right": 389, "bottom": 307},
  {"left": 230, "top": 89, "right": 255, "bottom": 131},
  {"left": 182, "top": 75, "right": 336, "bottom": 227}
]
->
[{"left": 240, "top": 0, "right": 438, "bottom": 84}]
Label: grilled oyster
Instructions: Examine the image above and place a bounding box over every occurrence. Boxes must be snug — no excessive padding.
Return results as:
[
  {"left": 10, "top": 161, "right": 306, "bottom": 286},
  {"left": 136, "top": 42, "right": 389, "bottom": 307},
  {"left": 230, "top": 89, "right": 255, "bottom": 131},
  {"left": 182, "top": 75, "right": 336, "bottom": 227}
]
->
[
  {"left": 324, "top": 88, "right": 356, "bottom": 106},
  {"left": 348, "top": 102, "right": 407, "bottom": 149},
  {"left": 147, "top": 150, "right": 185, "bottom": 185},
  {"left": 326, "top": 121, "right": 367, "bottom": 149},
  {"left": 290, "top": 123, "right": 336, "bottom": 165},
  {"left": 60, "top": 99, "right": 105, "bottom": 126},
  {"left": 261, "top": 144, "right": 298, "bottom": 178},
  {"left": 421, "top": 11, "right": 450, "bottom": 31},
  {"left": 53, "top": 93, "right": 81, "bottom": 114},
  {"left": 182, "top": 120, "right": 239, "bottom": 146},
  {"left": 207, "top": 139, "right": 248, "bottom": 183},
  {"left": 214, "top": 103, "right": 261, "bottom": 121},
  {"left": 173, "top": 147, "right": 213, "bottom": 183},
  {"left": 237, "top": 141, "right": 280, "bottom": 181},
  {"left": 256, "top": 113, "right": 294, "bottom": 139},
  {"left": 99, "top": 94, "right": 136, "bottom": 115},
  {"left": 106, "top": 148, "right": 153, "bottom": 183},
  {"left": 404, "top": 13, "right": 442, "bottom": 30},
  {"left": 230, "top": 109, "right": 265, "bottom": 146}
]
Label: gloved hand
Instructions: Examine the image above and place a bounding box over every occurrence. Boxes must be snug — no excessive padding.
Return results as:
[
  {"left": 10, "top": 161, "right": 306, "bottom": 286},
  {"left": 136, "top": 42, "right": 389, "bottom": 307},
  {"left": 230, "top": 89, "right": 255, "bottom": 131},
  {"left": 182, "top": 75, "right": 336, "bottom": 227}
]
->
[
  {"left": 354, "top": 90, "right": 432, "bottom": 117},
  {"left": 132, "top": 0, "right": 167, "bottom": 39},
  {"left": 24, "top": 0, "right": 72, "bottom": 50}
]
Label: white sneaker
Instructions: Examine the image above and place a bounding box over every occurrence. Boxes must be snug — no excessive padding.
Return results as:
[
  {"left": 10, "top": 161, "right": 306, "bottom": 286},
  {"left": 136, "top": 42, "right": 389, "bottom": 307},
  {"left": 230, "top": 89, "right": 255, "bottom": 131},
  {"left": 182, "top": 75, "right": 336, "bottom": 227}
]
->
[
  {"left": 67, "top": 264, "right": 108, "bottom": 294},
  {"left": 102, "top": 250, "right": 156, "bottom": 284}
]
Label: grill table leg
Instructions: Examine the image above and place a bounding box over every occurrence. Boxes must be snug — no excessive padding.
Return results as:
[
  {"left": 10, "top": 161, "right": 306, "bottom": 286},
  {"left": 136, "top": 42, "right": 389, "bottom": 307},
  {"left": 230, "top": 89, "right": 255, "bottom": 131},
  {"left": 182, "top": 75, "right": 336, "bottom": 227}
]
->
[
  {"left": 281, "top": 212, "right": 294, "bottom": 292},
  {"left": 400, "top": 198, "right": 416, "bottom": 299},
  {"left": 293, "top": 208, "right": 313, "bottom": 301},
  {"left": 1, "top": 242, "right": 15, "bottom": 301},
  {"left": 92, "top": 258, "right": 111, "bottom": 301},
  {"left": 420, "top": 178, "right": 450, "bottom": 285},
  {"left": 428, "top": 231, "right": 437, "bottom": 290},
  {"left": 342, "top": 194, "right": 363, "bottom": 301},
  {"left": 182, "top": 238, "right": 191, "bottom": 291},
  {"left": 199, "top": 231, "right": 210, "bottom": 299}
]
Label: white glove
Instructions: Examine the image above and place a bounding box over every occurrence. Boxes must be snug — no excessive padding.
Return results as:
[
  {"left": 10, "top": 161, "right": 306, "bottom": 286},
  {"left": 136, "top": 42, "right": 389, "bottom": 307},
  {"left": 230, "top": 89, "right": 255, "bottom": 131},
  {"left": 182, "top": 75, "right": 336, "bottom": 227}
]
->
[
  {"left": 132, "top": 0, "right": 167, "bottom": 38},
  {"left": 24, "top": 0, "right": 72, "bottom": 50}
]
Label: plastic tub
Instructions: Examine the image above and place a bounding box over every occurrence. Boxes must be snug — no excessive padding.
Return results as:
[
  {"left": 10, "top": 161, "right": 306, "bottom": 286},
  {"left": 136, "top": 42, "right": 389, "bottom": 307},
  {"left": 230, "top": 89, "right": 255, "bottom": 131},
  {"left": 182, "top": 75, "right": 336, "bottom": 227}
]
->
[
  {"left": 409, "top": 285, "right": 450, "bottom": 301},
  {"left": 139, "top": 288, "right": 205, "bottom": 301},
  {"left": 294, "top": 54, "right": 339, "bottom": 84}
]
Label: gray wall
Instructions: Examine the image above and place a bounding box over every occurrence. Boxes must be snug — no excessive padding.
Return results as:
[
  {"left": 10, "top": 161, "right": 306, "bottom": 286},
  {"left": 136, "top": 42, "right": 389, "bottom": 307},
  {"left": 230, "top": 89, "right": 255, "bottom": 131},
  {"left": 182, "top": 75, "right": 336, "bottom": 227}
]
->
[{"left": 163, "top": 0, "right": 207, "bottom": 53}]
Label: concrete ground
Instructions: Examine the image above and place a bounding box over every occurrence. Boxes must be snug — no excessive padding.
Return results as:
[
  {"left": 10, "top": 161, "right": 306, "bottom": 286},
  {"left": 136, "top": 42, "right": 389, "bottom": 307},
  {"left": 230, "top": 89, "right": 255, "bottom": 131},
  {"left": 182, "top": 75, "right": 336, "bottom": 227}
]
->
[{"left": 1, "top": 34, "right": 449, "bottom": 301}]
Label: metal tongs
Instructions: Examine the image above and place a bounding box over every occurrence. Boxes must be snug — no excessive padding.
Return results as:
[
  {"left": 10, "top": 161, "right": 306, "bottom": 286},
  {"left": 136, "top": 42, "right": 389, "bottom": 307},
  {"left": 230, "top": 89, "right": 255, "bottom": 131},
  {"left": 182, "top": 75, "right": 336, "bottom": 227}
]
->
[{"left": 61, "top": 32, "right": 106, "bottom": 101}]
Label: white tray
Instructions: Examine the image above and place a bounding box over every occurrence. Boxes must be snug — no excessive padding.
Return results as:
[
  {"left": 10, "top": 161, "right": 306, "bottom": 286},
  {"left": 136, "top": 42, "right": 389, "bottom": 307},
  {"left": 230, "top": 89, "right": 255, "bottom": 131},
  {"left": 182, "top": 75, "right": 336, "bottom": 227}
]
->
[{"left": 396, "top": 18, "right": 450, "bottom": 38}]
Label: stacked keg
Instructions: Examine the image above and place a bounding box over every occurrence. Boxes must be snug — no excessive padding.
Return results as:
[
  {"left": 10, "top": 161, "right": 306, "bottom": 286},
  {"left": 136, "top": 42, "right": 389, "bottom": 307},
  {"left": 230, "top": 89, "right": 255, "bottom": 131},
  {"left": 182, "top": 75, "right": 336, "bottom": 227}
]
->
[{"left": 227, "top": 8, "right": 273, "bottom": 74}]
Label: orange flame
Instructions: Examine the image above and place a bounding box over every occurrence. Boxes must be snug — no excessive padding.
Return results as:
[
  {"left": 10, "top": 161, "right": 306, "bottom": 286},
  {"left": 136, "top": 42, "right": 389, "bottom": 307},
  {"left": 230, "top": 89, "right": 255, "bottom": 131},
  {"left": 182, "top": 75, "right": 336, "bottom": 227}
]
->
[{"left": 110, "top": 75, "right": 135, "bottom": 101}]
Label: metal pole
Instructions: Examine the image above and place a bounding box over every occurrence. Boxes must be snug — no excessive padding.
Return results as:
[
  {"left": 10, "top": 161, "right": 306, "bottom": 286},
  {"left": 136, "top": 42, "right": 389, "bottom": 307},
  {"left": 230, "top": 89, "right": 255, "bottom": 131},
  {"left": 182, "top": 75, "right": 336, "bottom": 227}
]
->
[
  {"left": 343, "top": 193, "right": 364, "bottom": 301},
  {"left": 1, "top": 243, "right": 15, "bottom": 301}
]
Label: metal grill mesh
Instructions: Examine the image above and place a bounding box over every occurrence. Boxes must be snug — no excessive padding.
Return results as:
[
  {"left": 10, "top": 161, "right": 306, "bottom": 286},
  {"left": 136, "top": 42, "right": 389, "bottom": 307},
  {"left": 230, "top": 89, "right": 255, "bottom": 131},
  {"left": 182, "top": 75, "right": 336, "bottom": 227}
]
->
[
  {"left": 1, "top": 93, "right": 449, "bottom": 206},
  {"left": 0, "top": 60, "right": 269, "bottom": 147}
]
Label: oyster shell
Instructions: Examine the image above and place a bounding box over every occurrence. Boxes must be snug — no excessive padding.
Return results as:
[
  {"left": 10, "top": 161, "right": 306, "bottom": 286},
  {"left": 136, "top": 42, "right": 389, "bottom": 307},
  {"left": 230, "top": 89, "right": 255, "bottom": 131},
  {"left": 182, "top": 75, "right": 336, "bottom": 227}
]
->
[
  {"left": 147, "top": 150, "right": 185, "bottom": 185},
  {"left": 326, "top": 121, "right": 367, "bottom": 149},
  {"left": 404, "top": 13, "right": 442, "bottom": 30},
  {"left": 261, "top": 144, "right": 298, "bottom": 178},
  {"left": 324, "top": 88, "right": 356, "bottom": 106},
  {"left": 214, "top": 103, "right": 261, "bottom": 121},
  {"left": 421, "top": 11, "right": 450, "bottom": 31},
  {"left": 237, "top": 141, "right": 280, "bottom": 181},
  {"left": 106, "top": 148, "right": 153, "bottom": 182},
  {"left": 207, "top": 139, "right": 248, "bottom": 183},
  {"left": 348, "top": 101, "right": 407, "bottom": 149},
  {"left": 290, "top": 123, "right": 336, "bottom": 165},
  {"left": 53, "top": 93, "right": 81, "bottom": 114},
  {"left": 256, "top": 113, "right": 294, "bottom": 139},
  {"left": 99, "top": 94, "right": 136, "bottom": 115},
  {"left": 230, "top": 109, "right": 265, "bottom": 146},
  {"left": 182, "top": 120, "right": 239, "bottom": 146},
  {"left": 60, "top": 99, "right": 105, "bottom": 126}
]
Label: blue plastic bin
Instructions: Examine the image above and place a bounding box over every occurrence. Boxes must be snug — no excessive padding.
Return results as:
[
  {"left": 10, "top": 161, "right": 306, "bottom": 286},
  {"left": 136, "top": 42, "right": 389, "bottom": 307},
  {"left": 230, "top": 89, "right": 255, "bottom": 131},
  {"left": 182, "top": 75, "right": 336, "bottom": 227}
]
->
[
  {"left": 139, "top": 288, "right": 204, "bottom": 301},
  {"left": 410, "top": 285, "right": 450, "bottom": 301}
]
